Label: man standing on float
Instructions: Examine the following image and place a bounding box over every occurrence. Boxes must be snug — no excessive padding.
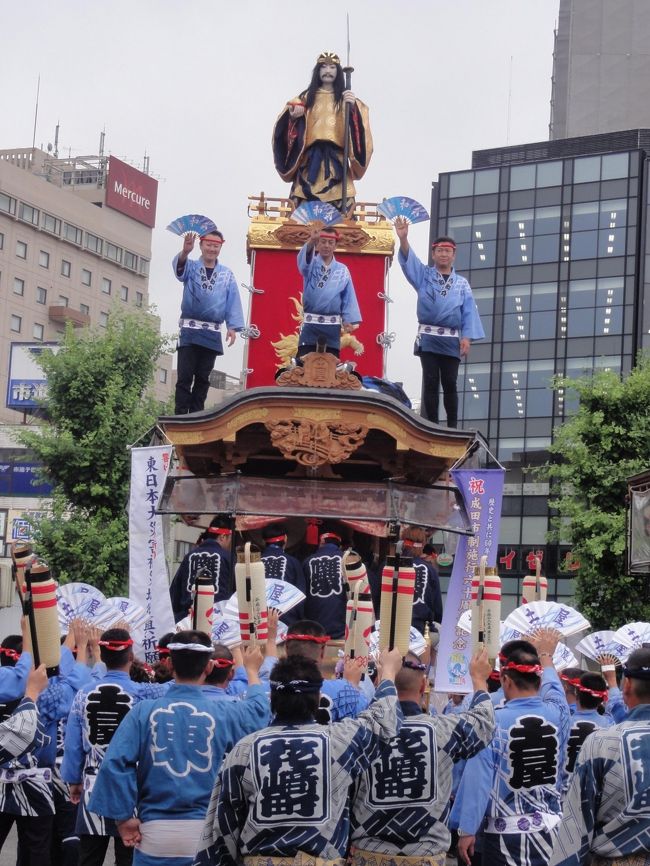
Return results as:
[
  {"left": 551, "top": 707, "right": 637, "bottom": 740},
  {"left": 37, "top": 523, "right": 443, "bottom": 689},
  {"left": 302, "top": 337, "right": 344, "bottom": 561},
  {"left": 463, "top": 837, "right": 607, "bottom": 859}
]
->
[
  {"left": 395, "top": 217, "right": 484, "bottom": 427},
  {"left": 273, "top": 51, "right": 372, "bottom": 215}
]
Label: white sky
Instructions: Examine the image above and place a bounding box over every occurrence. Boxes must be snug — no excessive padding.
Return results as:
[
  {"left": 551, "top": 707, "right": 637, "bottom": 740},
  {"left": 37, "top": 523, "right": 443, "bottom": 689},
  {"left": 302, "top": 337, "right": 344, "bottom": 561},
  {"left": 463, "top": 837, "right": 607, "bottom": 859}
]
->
[{"left": 1, "top": 0, "right": 559, "bottom": 400}]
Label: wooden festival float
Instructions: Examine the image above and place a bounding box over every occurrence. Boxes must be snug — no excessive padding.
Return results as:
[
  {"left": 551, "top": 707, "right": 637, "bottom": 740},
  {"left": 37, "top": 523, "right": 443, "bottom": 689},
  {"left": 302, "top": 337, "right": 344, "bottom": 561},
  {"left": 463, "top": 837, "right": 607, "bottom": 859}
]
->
[{"left": 157, "top": 199, "right": 488, "bottom": 659}]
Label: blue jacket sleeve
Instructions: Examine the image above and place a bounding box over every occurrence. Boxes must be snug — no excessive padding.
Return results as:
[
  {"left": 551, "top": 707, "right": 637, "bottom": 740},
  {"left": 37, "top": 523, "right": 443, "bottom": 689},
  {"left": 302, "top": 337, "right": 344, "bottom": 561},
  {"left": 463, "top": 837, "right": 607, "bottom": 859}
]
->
[
  {"left": 88, "top": 705, "right": 143, "bottom": 821},
  {"left": 0, "top": 652, "right": 32, "bottom": 701},
  {"left": 398, "top": 247, "right": 427, "bottom": 292},
  {"left": 297, "top": 243, "right": 313, "bottom": 277},
  {"left": 60, "top": 689, "right": 86, "bottom": 784},
  {"left": 341, "top": 269, "right": 362, "bottom": 325},
  {"left": 605, "top": 686, "right": 628, "bottom": 723},
  {"left": 224, "top": 271, "right": 245, "bottom": 331},
  {"left": 449, "top": 741, "right": 494, "bottom": 833},
  {"left": 460, "top": 281, "right": 485, "bottom": 341}
]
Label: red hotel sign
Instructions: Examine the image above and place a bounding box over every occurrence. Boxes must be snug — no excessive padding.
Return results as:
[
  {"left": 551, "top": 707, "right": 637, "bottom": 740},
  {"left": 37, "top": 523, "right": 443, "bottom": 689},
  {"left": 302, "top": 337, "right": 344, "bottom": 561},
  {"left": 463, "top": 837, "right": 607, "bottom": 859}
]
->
[{"left": 105, "top": 156, "right": 158, "bottom": 228}]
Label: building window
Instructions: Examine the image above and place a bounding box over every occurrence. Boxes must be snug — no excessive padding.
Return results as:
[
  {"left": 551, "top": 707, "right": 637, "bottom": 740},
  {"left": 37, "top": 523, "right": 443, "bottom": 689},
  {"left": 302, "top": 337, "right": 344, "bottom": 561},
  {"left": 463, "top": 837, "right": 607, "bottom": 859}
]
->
[
  {"left": 99, "top": 311, "right": 109, "bottom": 328},
  {"left": 16, "top": 240, "right": 27, "bottom": 259},
  {"left": 101, "top": 277, "right": 112, "bottom": 295},
  {"left": 39, "top": 250, "right": 50, "bottom": 268},
  {"left": 42, "top": 213, "right": 61, "bottom": 235},
  {"left": 0, "top": 232, "right": 3, "bottom": 250},
  {"left": 18, "top": 203, "right": 39, "bottom": 225},
  {"left": 33, "top": 323, "right": 44, "bottom": 342},
  {"left": 80, "top": 303, "right": 90, "bottom": 316},
  {"left": 105, "top": 242, "right": 122, "bottom": 264},
  {"left": 13, "top": 277, "right": 25, "bottom": 296},
  {"left": 84, "top": 232, "right": 103, "bottom": 254},
  {"left": 37, "top": 287, "right": 47, "bottom": 305},
  {"left": 10, "top": 315, "right": 22, "bottom": 333},
  {"left": 159, "top": 368, "right": 168, "bottom": 384},
  {"left": 135, "top": 291, "right": 143, "bottom": 308},
  {"left": 139, "top": 258, "right": 150, "bottom": 277},
  {"left": 0, "top": 193, "right": 16, "bottom": 215},
  {"left": 124, "top": 250, "right": 137, "bottom": 271},
  {"left": 64, "top": 223, "right": 83, "bottom": 245},
  {"left": 120, "top": 285, "right": 129, "bottom": 301},
  {"left": 81, "top": 268, "right": 92, "bottom": 287},
  {"left": 61, "top": 259, "right": 71, "bottom": 277},
  {"left": 58, "top": 295, "right": 69, "bottom": 307}
]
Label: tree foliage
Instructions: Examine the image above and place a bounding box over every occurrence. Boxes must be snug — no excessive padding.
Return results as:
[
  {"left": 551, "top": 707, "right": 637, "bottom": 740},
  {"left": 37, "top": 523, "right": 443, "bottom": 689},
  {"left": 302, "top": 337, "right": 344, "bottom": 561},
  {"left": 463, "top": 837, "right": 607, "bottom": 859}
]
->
[
  {"left": 539, "top": 356, "right": 650, "bottom": 628},
  {"left": 18, "top": 312, "right": 171, "bottom": 594}
]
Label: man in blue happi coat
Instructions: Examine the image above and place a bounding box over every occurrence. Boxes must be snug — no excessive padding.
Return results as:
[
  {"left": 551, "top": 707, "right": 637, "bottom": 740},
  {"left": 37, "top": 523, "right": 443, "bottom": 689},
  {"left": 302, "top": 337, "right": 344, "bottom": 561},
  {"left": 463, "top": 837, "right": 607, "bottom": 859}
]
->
[
  {"left": 451, "top": 629, "right": 571, "bottom": 866},
  {"left": 173, "top": 229, "right": 245, "bottom": 414},
  {"left": 89, "top": 632, "right": 270, "bottom": 866},
  {"left": 550, "top": 646, "right": 650, "bottom": 866},
  {"left": 395, "top": 217, "right": 485, "bottom": 427},
  {"left": 297, "top": 224, "right": 361, "bottom": 358},
  {"left": 261, "top": 523, "right": 306, "bottom": 625},
  {"left": 169, "top": 518, "right": 233, "bottom": 623},
  {"left": 302, "top": 529, "right": 347, "bottom": 639}
]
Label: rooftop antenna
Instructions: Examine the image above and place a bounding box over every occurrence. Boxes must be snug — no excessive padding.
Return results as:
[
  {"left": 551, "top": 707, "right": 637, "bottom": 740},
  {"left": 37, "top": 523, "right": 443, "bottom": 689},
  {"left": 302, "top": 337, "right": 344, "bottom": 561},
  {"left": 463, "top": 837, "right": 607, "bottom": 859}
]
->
[
  {"left": 143, "top": 150, "right": 150, "bottom": 174},
  {"left": 99, "top": 128, "right": 105, "bottom": 157},
  {"left": 54, "top": 122, "right": 60, "bottom": 158},
  {"left": 31, "top": 75, "right": 41, "bottom": 150},
  {"left": 506, "top": 55, "right": 513, "bottom": 145}
]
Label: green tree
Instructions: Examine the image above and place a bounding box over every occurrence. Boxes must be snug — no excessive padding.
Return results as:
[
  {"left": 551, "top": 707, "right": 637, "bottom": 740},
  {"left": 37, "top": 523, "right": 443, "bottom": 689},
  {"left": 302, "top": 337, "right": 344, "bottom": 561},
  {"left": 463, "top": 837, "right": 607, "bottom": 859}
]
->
[
  {"left": 539, "top": 356, "right": 650, "bottom": 629},
  {"left": 18, "top": 312, "right": 171, "bottom": 595}
]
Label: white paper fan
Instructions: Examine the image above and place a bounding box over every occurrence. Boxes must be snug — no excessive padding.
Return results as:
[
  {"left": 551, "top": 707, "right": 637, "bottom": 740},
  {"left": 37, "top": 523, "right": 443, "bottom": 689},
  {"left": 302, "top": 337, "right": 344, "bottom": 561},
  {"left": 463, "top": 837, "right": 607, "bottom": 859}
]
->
[
  {"left": 575, "top": 631, "right": 618, "bottom": 663},
  {"left": 57, "top": 582, "right": 107, "bottom": 629},
  {"left": 264, "top": 580, "right": 306, "bottom": 615},
  {"left": 503, "top": 601, "right": 590, "bottom": 638},
  {"left": 614, "top": 622, "right": 650, "bottom": 649},
  {"left": 291, "top": 201, "right": 342, "bottom": 227},
  {"left": 456, "top": 609, "right": 509, "bottom": 644},
  {"left": 601, "top": 639, "right": 632, "bottom": 664},
  {"left": 553, "top": 642, "right": 579, "bottom": 671},
  {"left": 175, "top": 616, "right": 192, "bottom": 632},
  {"left": 368, "top": 620, "right": 426, "bottom": 660},
  {"left": 108, "top": 597, "right": 149, "bottom": 632},
  {"left": 76, "top": 598, "right": 123, "bottom": 629}
]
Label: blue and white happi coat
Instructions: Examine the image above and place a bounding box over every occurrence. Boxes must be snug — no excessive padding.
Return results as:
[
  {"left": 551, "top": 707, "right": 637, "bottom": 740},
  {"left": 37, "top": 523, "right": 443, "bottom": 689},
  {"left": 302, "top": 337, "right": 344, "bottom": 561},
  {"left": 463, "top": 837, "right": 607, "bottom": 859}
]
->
[
  {"left": 451, "top": 667, "right": 571, "bottom": 866},
  {"left": 173, "top": 255, "right": 245, "bottom": 354},
  {"left": 297, "top": 244, "right": 361, "bottom": 351},
  {"left": 302, "top": 542, "right": 347, "bottom": 640},
  {"left": 61, "top": 669, "right": 167, "bottom": 836},
  {"left": 350, "top": 691, "right": 494, "bottom": 858},
  {"left": 550, "top": 703, "right": 650, "bottom": 866},
  {"left": 398, "top": 247, "right": 485, "bottom": 359},
  {"left": 89, "top": 683, "right": 270, "bottom": 866},
  {"left": 261, "top": 544, "right": 306, "bottom": 625},
  {"left": 562, "top": 708, "right": 613, "bottom": 796},
  {"left": 193, "top": 679, "right": 402, "bottom": 866}
]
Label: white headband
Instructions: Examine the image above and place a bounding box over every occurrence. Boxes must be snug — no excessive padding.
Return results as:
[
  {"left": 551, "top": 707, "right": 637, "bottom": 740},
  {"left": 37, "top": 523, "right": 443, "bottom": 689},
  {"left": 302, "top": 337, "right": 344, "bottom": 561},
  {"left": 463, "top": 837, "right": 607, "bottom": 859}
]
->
[{"left": 167, "top": 642, "right": 214, "bottom": 654}]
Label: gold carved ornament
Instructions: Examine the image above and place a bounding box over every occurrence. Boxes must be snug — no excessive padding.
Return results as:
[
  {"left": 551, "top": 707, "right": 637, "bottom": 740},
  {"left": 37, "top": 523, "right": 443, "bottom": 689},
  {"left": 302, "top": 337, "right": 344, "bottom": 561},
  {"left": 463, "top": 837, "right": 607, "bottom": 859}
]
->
[{"left": 264, "top": 419, "right": 369, "bottom": 467}]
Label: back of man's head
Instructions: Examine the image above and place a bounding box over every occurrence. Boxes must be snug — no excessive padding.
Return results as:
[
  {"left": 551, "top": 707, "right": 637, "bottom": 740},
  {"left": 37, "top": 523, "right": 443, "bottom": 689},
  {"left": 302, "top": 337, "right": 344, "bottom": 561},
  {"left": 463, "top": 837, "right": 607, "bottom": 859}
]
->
[
  {"left": 395, "top": 651, "right": 427, "bottom": 700},
  {"left": 0, "top": 635, "right": 22, "bottom": 668},
  {"left": 270, "top": 655, "right": 322, "bottom": 722},
  {"left": 169, "top": 629, "right": 213, "bottom": 681},
  {"left": 285, "top": 620, "right": 328, "bottom": 663},
  {"left": 560, "top": 666, "right": 584, "bottom": 701},
  {"left": 262, "top": 523, "right": 287, "bottom": 547},
  {"left": 99, "top": 628, "right": 133, "bottom": 669},
  {"left": 204, "top": 644, "right": 234, "bottom": 686},
  {"left": 499, "top": 640, "right": 542, "bottom": 693},
  {"left": 624, "top": 647, "right": 650, "bottom": 703},
  {"left": 576, "top": 671, "right": 608, "bottom": 710}
]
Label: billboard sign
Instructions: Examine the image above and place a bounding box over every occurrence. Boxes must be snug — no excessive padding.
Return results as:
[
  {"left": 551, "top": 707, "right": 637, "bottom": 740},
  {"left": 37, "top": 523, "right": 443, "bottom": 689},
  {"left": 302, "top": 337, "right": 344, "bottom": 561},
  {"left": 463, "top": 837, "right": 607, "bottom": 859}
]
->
[
  {"left": 6, "top": 343, "right": 59, "bottom": 412},
  {"left": 105, "top": 156, "right": 158, "bottom": 228}
]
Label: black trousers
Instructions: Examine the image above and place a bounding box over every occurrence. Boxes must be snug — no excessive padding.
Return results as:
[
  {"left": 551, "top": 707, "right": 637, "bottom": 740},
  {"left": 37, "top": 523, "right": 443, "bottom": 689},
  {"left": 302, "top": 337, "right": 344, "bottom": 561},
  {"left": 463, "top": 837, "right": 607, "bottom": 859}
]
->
[
  {"left": 0, "top": 813, "right": 54, "bottom": 866},
  {"left": 78, "top": 833, "right": 133, "bottom": 866},
  {"left": 175, "top": 344, "right": 218, "bottom": 414},
  {"left": 419, "top": 351, "right": 461, "bottom": 427}
]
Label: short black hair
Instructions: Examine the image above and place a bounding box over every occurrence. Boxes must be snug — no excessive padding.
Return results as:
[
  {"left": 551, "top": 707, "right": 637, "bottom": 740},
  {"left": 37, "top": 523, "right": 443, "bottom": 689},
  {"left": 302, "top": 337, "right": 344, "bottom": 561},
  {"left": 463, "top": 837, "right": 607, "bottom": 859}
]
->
[
  {"left": 577, "top": 672, "right": 607, "bottom": 710},
  {"left": 0, "top": 635, "right": 22, "bottom": 668},
  {"left": 499, "top": 640, "right": 541, "bottom": 690},
  {"left": 200, "top": 230, "right": 224, "bottom": 243},
  {"left": 262, "top": 523, "right": 287, "bottom": 544},
  {"left": 395, "top": 651, "right": 426, "bottom": 694},
  {"left": 99, "top": 628, "right": 132, "bottom": 669},
  {"left": 204, "top": 644, "right": 234, "bottom": 686},
  {"left": 170, "top": 630, "right": 213, "bottom": 680},
  {"left": 286, "top": 620, "right": 327, "bottom": 661},
  {"left": 561, "top": 667, "right": 584, "bottom": 698},
  {"left": 270, "top": 655, "right": 322, "bottom": 721},
  {"left": 625, "top": 647, "right": 650, "bottom": 701},
  {"left": 432, "top": 235, "right": 456, "bottom": 248}
]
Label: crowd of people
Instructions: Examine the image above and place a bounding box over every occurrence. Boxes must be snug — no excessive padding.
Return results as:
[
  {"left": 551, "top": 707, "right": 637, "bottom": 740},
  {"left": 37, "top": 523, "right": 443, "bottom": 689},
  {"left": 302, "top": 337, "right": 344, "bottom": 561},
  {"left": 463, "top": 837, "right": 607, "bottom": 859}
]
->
[{"left": 0, "top": 524, "right": 648, "bottom": 866}]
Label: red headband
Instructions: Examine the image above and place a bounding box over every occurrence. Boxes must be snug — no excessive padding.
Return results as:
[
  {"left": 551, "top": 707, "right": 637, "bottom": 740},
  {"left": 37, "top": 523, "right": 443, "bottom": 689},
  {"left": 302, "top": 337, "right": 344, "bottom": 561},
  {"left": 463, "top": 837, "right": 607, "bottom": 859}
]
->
[
  {"left": 0, "top": 647, "right": 20, "bottom": 661},
  {"left": 212, "top": 657, "right": 235, "bottom": 668},
  {"left": 156, "top": 646, "right": 171, "bottom": 656},
  {"left": 560, "top": 674, "right": 582, "bottom": 687},
  {"left": 501, "top": 661, "right": 543, "bottom": 676},
  {"left": 286, "top": 633, "right": 331, "bottom": 645},
  {"left": 432, "top": 241, "right": 456, "bottom": 250},
  {"left": 488, "top": 670, "right": 502, "bottom": 682},
  {"left": 98, "top": 639, "right": 134, "bottom": 651},
  {"left": 208, "top": 527, "right": 232, "bottom": 536},
  {"left": 264, "top": 535, "right": 286, "bottom": 544},
  {"left": 201, "top": 235, "right": 224, "bottom": 243},
  {"left": 577, "top": 684, "right": 608, "bottom": 700},
  {"left": 319, "top": 230, "right": 339, "bottom": 240},
  {"left": 320, "top": 532, "right": 341, "bottom": 544}
]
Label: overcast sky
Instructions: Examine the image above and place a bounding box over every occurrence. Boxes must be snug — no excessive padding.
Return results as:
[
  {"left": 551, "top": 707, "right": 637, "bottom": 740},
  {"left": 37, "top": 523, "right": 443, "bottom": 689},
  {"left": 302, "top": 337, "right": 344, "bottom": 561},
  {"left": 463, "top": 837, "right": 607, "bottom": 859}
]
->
[{"left": 1, "top": 0, "right": 560, "bottom": 400}]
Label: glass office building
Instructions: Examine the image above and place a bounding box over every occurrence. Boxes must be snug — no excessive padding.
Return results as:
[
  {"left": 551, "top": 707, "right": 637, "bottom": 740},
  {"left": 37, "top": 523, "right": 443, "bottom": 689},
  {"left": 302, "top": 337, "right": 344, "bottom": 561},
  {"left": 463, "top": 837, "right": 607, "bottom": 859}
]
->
[{"left": 430, "top": 129, "right": 650, "bottom": 605}]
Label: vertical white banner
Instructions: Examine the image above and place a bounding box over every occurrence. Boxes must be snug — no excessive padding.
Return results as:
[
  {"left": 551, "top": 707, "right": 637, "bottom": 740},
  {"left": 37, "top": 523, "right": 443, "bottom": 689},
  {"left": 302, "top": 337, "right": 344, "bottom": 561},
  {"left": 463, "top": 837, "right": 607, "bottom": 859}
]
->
[{"left": 128, "top": 446, "right": 175, "bottom": 663}]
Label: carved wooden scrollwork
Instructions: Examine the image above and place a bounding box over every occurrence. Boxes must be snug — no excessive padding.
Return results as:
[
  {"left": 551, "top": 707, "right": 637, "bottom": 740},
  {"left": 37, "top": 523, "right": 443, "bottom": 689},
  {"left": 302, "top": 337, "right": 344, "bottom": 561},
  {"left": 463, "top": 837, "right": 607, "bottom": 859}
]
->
[{"left": 265, "top": 419, "right": 369, "bottom": 467}]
